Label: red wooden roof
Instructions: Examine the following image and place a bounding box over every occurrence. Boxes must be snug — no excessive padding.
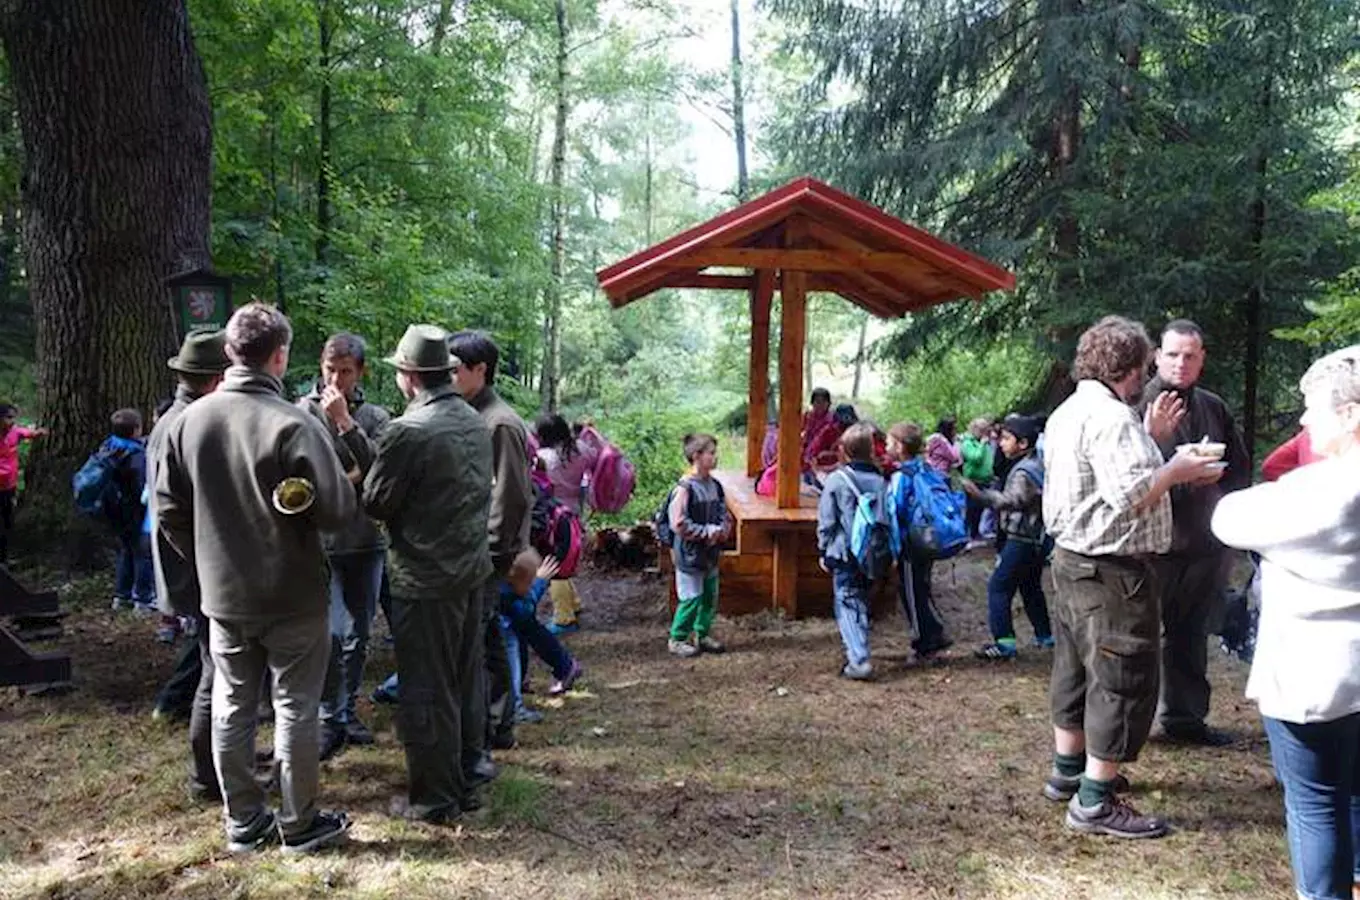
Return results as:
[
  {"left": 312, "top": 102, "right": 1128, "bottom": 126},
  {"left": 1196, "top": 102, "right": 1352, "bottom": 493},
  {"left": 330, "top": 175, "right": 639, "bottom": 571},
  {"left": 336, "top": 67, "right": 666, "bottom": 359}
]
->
[{"left": 596, "top": 176, "right": 1015, "bottom": 318}]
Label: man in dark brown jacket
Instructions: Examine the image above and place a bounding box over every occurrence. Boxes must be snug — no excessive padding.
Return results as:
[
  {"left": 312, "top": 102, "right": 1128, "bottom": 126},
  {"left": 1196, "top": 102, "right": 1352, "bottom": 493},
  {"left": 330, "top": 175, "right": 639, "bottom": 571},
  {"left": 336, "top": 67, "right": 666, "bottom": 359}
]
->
[
  {"left": 363, "top": 324, "right": 493, "bottom": 823},
  {"left": 449, "top": 330, "right": 534, "bottom": 760},
  {"left": 297, "top": 333, "right": 390, "bottom": 758},
  {"left": 157, "top": 303, "right": 355, "bottom": 855},
  {"left": 1139, "top": 319, "right": 1250, "bottom": 746}
]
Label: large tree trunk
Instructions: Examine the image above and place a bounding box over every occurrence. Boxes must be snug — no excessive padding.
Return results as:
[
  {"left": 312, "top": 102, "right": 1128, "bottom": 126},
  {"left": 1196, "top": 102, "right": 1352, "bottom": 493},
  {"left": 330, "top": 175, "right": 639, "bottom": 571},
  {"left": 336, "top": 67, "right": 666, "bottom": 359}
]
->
[
  {"left": 1242, "top": 63, "right": 1274, "bottom": 469},
  {"left": 1, "top": 0, "right": 212, "bottom": 515},
  {"left": 729, "top": 0, "right": 749, "bottom": 201},
  {"left": 540, "top": 0, "right": 569, "bottom": 412},
  {"left": 850, "top": 310, "right": 869, "bottom": 400}
]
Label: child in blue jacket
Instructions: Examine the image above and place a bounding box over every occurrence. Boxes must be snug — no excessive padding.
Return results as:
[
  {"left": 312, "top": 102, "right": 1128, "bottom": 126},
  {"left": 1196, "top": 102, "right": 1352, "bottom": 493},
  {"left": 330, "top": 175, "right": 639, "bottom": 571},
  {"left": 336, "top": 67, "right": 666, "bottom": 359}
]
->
[
  {"left": 500, "top": 548, "right": 582, "bottom": 722},
  {"left": 817, "top": 423, "right": 887, "bottom": 680},
  {"left": 101, "top": 408, "right": 155, "bottom": 613}
]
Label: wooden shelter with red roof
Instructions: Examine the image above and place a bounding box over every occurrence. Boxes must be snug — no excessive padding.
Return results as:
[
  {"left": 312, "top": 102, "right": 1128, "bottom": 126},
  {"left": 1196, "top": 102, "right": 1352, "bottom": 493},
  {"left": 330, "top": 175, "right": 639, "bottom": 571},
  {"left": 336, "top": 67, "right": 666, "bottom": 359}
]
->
[{"left": 597, "top": 177, "right": 1015, "bottom": 617}]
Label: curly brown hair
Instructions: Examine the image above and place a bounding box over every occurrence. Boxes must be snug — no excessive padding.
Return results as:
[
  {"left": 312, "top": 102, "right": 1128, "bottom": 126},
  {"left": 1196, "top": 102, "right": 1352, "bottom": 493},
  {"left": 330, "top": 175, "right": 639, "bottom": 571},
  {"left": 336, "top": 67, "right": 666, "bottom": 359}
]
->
[{"left": 1072, "top": 316, "right": 1152, "bottom": 384}]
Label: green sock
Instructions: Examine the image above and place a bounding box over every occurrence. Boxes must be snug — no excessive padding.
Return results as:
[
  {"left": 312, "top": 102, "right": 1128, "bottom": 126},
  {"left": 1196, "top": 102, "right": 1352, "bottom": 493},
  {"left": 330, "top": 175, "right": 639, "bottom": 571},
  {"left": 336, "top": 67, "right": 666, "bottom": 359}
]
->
[
  {"left": 1077, "top": 775, "right": 1113, "bottom": 808},
  {"left": 997, "top": 637, "right": 1017, "bottom": 650},
  {"left": 1054, "top": 752, "right": 1085, "bottom": 778}
]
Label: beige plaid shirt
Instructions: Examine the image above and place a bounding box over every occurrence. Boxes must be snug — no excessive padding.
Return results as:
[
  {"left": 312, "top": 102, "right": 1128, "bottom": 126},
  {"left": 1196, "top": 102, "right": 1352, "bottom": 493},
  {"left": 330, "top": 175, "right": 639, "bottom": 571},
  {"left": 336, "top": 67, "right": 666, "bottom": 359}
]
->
[{"left": 1043, "top": 380, "right": 1172, "bottom": 556}]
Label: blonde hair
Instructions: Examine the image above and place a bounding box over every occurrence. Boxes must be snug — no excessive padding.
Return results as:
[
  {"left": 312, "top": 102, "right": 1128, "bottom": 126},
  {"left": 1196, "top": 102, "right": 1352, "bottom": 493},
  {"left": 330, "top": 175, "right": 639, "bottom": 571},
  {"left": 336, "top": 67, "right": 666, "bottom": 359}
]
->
[
  {"left": 1301, "top": 346, "right": 1360, "bottom": 410},
  {"left": 509, "top": 547, "right": 542, "bottom": 582}
]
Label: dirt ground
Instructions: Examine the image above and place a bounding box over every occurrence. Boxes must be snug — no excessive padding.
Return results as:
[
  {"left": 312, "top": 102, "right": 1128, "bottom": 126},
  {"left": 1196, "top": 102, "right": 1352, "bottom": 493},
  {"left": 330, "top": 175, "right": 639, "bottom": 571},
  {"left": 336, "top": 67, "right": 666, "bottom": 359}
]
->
[{"left": 0, "top": 554, "right": 1291, "bottom": 899}]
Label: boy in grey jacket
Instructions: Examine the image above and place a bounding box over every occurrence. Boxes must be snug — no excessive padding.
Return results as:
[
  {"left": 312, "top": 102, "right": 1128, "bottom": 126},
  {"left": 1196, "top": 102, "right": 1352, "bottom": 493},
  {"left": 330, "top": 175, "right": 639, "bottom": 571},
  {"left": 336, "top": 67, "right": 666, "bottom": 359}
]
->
[
  {"left": 817, "top": 423, "right": 887, "bottom": 680},
  {"left": 962, "top": 414, "right": 1053, "bottom": 659}
]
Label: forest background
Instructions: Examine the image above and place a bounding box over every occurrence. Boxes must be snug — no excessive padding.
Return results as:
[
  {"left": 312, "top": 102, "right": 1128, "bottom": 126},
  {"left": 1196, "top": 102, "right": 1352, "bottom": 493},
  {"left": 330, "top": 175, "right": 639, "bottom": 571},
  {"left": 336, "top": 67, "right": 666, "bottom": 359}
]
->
[{"left": 0, "top": 0, "right": 1356, "bottom": 544}]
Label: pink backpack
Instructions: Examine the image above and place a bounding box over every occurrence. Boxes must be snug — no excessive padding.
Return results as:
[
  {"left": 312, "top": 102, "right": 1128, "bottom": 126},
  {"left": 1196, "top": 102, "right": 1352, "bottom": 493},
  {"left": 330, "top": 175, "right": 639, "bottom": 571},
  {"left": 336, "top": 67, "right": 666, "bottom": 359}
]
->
[
  {"left": 531, "top": 484, "right": 584, "bottom": 577},
  {"left": 581, "top": 426, "right": 636, "bottom": 513}
]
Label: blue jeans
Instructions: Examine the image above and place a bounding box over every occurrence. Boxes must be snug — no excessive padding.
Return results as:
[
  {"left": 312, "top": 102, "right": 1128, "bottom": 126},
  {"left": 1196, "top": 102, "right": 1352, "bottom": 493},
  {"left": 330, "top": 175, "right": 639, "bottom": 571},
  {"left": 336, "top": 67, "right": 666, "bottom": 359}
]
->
[
  {"left": 987, "top": 538, "right": 1052, "bottom": 643},
  {"left": 499, "top": 610, "right": 575, "bottom": 717},
  {"left": 832, "top": 563, "right": 870, "bottom": 666},
  {"left": 1263, "top": 713, "right": 1360, "bottom": 900},
  {"left": 115, "top": 532, "right": 155, "bottom": 604},
  {"left": 320, "top": 551, "right": 384, "bottom": 726}
]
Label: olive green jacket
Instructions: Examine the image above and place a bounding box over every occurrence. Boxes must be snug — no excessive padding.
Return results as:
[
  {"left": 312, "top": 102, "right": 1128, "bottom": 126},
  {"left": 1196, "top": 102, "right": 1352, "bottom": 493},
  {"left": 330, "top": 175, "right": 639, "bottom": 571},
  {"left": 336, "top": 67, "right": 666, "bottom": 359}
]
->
[
  {"left": 156, "top": 367, "right": 355, "bottom": 622},
  {"left": 465, "top": 386, "right": 532, "bottom": 574},
  {"left": 297, "top": 384, "right": 390, "bottom": 555},
  {"left": 362, "top": 384, "right": 493, "bottom": 599}
]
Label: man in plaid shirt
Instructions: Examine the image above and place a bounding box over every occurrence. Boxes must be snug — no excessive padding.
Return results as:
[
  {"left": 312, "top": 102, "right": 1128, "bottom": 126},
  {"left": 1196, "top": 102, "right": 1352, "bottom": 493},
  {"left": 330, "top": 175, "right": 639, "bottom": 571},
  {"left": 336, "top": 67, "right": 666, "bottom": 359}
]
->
[{"left": 1040, "top": 316, "right": 1224, "bottom": 840}]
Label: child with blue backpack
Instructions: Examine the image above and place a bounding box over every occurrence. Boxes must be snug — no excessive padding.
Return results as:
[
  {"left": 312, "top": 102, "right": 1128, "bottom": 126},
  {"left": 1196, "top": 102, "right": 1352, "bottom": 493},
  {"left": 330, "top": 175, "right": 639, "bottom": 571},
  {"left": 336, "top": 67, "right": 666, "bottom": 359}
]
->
[
  {"left": 961, "top": 414, "right": 1053, "bottom": 659},
  {"left": 817, "top": 423, "right": 892, "bottom": 680},
  {"left": 885, "top": 422, "right": 956, "bottom": 661},
  {"left": 662, "top": 433, "right": 731, "bottom": 658},
  {"left": 95, "top": 408, "right": 156, "bottom": 613}
]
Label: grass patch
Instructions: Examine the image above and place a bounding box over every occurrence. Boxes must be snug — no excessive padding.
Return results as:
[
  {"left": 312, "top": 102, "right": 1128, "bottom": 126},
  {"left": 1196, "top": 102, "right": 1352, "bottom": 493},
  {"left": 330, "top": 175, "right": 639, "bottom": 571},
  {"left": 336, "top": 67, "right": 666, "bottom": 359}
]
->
[{"left": 0, "top": 555, "right": 1293, "bottom": 898}]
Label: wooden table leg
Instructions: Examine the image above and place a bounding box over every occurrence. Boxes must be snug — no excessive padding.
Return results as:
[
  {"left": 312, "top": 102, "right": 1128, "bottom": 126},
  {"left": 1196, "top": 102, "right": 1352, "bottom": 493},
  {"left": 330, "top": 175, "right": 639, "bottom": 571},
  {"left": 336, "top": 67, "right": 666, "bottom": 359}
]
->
[{"left": 772, "top": 532, "right": 799, "bottom": 618}]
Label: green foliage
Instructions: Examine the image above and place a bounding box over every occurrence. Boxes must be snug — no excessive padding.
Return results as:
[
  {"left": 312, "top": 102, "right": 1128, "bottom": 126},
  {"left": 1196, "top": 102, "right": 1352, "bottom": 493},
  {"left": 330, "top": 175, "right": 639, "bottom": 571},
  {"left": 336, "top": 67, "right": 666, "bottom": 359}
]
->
[{"left": 879, "top": 343, "right": 1047, "bottom": 429}]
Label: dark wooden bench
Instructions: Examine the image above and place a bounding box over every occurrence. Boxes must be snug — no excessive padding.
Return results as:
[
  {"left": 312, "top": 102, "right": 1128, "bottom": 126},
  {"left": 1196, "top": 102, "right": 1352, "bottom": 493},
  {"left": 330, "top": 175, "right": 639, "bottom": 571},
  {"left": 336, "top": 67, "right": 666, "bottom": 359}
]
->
[{"left": 0, "top": 565, "right": 72, "bottom": 689}]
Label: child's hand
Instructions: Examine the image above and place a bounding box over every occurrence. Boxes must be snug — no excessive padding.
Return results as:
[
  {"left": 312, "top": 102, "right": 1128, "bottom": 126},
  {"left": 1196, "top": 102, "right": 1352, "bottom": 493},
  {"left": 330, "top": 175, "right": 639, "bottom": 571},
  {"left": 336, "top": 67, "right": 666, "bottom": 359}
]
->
[
  {"left": 537, "top": 556, "right": 561, "bottom": 580},
  {"left": 818, "top": 557, "right": 830, "bottom": 574},
  {"left": 960, "top": 478, "right": 979, "bottom": 497}
]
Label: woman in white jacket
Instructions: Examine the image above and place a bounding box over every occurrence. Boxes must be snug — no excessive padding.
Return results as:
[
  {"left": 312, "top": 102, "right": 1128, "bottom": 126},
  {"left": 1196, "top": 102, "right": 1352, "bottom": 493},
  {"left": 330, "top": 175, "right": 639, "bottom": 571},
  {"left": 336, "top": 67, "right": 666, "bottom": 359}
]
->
[{"left": 1211, "top": 346, "right": 1360, "bottom": 900}]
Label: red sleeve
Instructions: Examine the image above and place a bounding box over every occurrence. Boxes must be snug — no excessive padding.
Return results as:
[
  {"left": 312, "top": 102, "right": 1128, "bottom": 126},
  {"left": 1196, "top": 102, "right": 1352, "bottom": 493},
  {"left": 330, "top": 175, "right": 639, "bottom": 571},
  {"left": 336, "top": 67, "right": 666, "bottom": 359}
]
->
[{"left": 1261, "top": 431, "right": 1301, "bottom": 482}]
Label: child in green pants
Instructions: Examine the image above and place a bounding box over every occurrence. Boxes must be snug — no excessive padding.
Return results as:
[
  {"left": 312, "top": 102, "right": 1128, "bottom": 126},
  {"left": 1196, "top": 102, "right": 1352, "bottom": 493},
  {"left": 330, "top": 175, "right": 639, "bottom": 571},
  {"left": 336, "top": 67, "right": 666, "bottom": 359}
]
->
[{"left": 665, "top": 433, "right": 731, "bottom": 657}]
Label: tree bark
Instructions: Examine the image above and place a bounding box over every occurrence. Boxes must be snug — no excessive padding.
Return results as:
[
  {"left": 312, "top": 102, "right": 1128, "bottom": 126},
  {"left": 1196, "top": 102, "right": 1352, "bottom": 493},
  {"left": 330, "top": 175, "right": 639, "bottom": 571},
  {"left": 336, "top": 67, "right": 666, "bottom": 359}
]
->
[
  {"left": 315, "top": 0, "right": 334, "bottom": 268},
  {"left": 730, "top": 0, "right": 749, "bottom": 201},
  {"left": 540, "top": 0, "right": 569, "bottom": 412},
  {"left": 1242, "top": 60, "right": 1275, "bottom": 469},
  {"left": 851, "top": 311, "right": 869, "bottom": 400},
  {"left": 1, "top": 0, "right": 212, "bottom": 503}
]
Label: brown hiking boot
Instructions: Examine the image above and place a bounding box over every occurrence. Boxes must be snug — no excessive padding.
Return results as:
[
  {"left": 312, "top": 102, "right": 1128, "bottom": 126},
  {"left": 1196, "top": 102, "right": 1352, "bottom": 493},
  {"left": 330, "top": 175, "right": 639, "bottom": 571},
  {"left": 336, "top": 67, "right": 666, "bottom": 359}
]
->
[{"left": 1065, "top": 795, "right": 1168, "bottom": 839}]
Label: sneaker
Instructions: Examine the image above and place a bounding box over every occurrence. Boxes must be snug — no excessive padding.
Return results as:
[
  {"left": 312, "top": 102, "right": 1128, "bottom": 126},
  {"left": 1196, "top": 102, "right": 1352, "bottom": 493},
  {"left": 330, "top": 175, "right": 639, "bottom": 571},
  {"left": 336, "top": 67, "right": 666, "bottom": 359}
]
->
[
  {"left": 668, "top": 639, "right": 699, "bottom": 658},
  {"left": 1043, "top": 771, "right": 1131, "bottom": 803},
  {"left": 975, "top": 642, "right": 1018, "bottom": 660},
  {"left": 1154, "top": 723, "right": 1236, "bottom": 747},
  {"left": 841, "top": 661, "right": 873, "bottom": 680},
  {"left": 1032, "top": 635, "right": 1056, "bottom": 650},
  {"left": 370, "top": 684, "right": 399, "bottom": 706},
  {"left": 132, "top": 602, "right": 158, "bottom": 618},
  {"left": 1065, "top": 794, "right": 1168, "bottom": 839},
  {"left": 548, "top": 659, "right": 582, "bottom": 695},
  {"left": 465, "top": 756, "right": 499, "bottom": 788},
  {"left": 514, "top": 707, "right": 545, "bottom": 725},
  {"left": 344, "top": 719, "right": 375, "bottom": 746},
  {"left": 226, "top": 810, "right": 279, "bottom": 853},
  {"left": 318, "top": 724, "right": 347, "bottom": 761},
  {"left": 697, "top": 635, "right": 726, "bottom": 654},
  {"left": 155, "top": 624, "right": 179, "bottom": 644},
  {"left": 180, "top": 616, "right": 199, "bottom": 638},
  {"left": 188, "top": 781, "right": 222, "bottom": 805},
  {"left": 110, "top": 596, "right": 131, "bottom": 611},
  {"left": 281, "top": 810, "right": 351, "bottom": 855},
  {"left": 547, "top": 621, "right": 579, "bottom": 636}
]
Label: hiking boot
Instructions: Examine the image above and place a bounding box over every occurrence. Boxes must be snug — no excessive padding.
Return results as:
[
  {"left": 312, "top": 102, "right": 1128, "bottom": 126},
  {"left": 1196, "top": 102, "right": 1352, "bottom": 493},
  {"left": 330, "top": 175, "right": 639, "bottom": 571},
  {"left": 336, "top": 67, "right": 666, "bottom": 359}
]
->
[
  {"left": 841, "top": 661, "right": 873, "bottom": 681},
  {"left": 281, "top": 810, "right": 351, "bottom": 855},
  {"left": 318, "top": 724, "right": 347, "bottom": 762},
  {"left": 226, "top": 810, "right": 279, "bottom": 853},
  {"left": 344, "top": 719, "right": 375, "bottom": 746},
  {"left": 697, "top": 635, "right": 726, "bottom": 654},
  {"left": 668, "top": 639, "right": 699, "bottom": 658},
  {"left": 1154, "top": 723, "right": 1235, "bottom": 747},
  {"left": 975, "top": 642, "right": 1018, "bottom": 660},
  {"left": 466, "top": 755, "right": 499, "bottom": 788},
  {"left": 1065, "top": 795, "right": 1168, "bottom": 839},
  {"left": 549, "top": 659, "right": 583, "bottom": 695},
  {"left": 514, "top": 707, "right": 545, "bottom": 725},
  {"left": 1043, "top": 771, "right": 1131, "bottom": 803}
]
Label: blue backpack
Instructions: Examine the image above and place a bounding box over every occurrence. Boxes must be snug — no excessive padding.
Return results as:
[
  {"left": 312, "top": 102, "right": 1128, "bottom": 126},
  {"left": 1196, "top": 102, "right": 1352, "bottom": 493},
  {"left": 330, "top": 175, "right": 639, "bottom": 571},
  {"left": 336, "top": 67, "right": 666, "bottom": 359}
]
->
[
  {"left": 836, "top": 467, "right": 894, "bottom": 581},
  {"left": 886, "top": 462, "right": 968, "bottom": 560},
  {"left": 72, "top": 447, "right": 126, "bottom": 519}
]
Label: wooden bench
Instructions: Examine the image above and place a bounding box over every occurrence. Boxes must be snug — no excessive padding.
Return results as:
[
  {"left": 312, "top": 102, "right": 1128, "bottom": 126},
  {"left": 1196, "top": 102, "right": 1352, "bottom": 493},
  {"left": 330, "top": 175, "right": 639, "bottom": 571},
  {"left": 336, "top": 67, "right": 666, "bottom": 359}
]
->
[
  {"left": 0, "top": 565, "right": 72, "bottom": 689},
  {"left": 660, "top": 469, "right": 895, "bottom": 619}
]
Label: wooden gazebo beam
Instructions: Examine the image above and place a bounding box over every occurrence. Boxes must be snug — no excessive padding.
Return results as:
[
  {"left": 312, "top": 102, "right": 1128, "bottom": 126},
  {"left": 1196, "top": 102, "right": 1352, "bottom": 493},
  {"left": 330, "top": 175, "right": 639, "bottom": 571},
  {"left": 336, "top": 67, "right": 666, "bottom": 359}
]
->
[{"left": 745, "top": 269, "right": 775, "bottom": 477}]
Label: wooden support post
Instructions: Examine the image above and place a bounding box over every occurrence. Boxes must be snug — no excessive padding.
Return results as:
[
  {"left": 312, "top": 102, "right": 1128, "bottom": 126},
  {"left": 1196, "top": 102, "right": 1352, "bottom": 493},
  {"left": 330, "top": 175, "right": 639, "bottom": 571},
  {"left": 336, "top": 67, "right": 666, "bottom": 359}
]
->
[
  {"left": 745, "top": 269, "right": 774, "bottom": 477},
  {"left": 775, "top": 278, "right": 807, "bottom": 508},
  {"left": 771, "top": 531, "right": 798, "bottom": 617}
]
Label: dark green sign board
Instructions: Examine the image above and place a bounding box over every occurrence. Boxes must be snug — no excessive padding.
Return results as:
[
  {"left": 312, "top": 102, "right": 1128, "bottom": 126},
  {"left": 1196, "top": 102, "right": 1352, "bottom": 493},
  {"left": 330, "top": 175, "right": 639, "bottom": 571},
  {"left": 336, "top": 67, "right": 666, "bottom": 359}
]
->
[{"left": 168, "top": 269, "right": 233, "bottom": 338}]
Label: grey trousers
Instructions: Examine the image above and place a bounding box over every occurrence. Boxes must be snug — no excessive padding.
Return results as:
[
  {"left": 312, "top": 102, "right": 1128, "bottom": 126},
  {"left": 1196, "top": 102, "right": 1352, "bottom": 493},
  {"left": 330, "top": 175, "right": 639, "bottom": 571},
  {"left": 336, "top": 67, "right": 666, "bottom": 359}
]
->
[
  {"left": 392, "top": 587, "right": 478, "bottom": 820},
  {"left": 1155, "top": 551, "right": 1228, "bottom": 731},
  {"left": 209, "top": 613, "right": 329, "bottom": 839}
]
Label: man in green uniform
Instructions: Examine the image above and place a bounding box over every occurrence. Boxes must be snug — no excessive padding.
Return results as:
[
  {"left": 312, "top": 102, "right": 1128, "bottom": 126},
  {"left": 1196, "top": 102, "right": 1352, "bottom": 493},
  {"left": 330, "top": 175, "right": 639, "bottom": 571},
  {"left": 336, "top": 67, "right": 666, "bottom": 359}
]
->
[{"left": 363, "top": 324, "right": 493, "bottom": 823}]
